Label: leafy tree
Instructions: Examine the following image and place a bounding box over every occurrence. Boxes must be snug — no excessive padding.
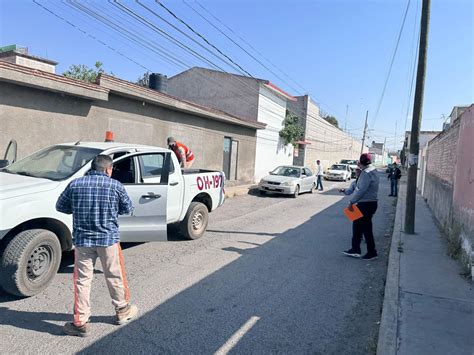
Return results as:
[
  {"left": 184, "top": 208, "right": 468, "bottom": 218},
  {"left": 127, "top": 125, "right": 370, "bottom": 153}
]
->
[
  {"left": 279, "top": 110, "right": 305, "bottom": 146},
  {"left": 136, "top": 72, "right": 150, "bottom": 87},
  {"left": 63, "top": 61, "right": 107, "bottom": 83},
  {"left": 323, "top": 115, "right": 339, "bottom": 128}
]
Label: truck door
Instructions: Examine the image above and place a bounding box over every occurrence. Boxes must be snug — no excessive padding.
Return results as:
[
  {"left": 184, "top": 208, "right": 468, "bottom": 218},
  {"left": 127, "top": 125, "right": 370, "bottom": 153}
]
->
[{"left": 112, "top": 152, "right": 171, "bottom": 242}]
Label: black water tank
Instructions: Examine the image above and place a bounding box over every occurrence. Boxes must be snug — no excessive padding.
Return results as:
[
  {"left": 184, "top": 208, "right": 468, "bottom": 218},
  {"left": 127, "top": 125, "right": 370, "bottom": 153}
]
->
[{"left": 149, "top": 73, "right": 168, "bottom": 93}]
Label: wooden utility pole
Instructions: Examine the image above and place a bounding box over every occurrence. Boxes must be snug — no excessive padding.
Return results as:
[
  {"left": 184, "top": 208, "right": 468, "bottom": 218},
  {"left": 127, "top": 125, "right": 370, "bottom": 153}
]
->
[
  {"left": 405, "top": 0, "right": 431, "bottom": 234},
  {"left": 360, "top": 110, "right": 369, "bottom": 155}
]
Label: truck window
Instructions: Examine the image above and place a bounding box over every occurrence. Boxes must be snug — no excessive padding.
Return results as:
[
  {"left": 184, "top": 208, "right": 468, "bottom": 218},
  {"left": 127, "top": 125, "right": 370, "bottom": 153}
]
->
[
  {"left": 138, "top": 153, "right": 166, "bottom": 183},
  {"left": 112, "top": 157, "right": 136, "bottom": 184}
]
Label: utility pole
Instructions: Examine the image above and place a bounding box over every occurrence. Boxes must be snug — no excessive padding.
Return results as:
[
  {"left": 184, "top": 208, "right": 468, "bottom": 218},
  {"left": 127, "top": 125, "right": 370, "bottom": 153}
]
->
[
  {"left": 383, "top": 137, "right": 387, "bottom": 165},
  {"left": 405, "top": 0, "right": 431, "bottom": 234},
  {"left": 360, "top": 110, "right": 369, "bottom": 155}
]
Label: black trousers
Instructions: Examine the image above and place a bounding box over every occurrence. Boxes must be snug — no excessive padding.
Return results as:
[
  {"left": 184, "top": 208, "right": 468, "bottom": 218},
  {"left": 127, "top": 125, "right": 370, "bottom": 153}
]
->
[
  {"left": 316, "top": 175, "right": 323, "bottom": 190},
  {"left": 352, "top": 201, "right": 378, "bottom": 254}
]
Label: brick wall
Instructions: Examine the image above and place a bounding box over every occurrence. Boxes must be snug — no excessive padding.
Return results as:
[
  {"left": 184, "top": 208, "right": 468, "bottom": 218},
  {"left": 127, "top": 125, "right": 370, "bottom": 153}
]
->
[{"left": 426, "top": 118, "right": 460, "bottom": 185}]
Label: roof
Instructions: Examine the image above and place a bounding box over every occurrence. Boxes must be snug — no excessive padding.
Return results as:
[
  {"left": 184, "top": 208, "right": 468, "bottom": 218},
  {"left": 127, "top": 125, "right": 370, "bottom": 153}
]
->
[
  {"left": 0, "top": 50, "right": 58, "bottom": 65},
  {"left": 0, "top": 61, "right": 265, "bottom": 130},
  {"left": 171, "top": 67, "right": 297, "bottom": 101},
  {"left": 98, "top": 74, "right": 266, "bottom": 130}
]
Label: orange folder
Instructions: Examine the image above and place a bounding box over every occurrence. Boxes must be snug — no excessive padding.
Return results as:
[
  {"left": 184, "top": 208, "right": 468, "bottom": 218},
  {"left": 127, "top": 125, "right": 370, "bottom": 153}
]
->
[{"left": 343, "top": 205, "right": 364, "bottom": 221}]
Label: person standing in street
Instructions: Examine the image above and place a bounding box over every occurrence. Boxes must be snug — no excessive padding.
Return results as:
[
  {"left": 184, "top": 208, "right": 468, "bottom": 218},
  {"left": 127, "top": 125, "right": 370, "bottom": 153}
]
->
[
  {"left": 167, "top": 137, "right": 195, "bottom": 168},
  {"left": 388, "top": 162, "right": 402, "bottom": 197},
  {"left": 343, "top": 153, "right": 380, "bottom": 260},
  {"left": 56, "top": 155, "right": 138, "bottom": 337},
  {"left": 316, "top": 160, "right": 324, "bottom": 191}
]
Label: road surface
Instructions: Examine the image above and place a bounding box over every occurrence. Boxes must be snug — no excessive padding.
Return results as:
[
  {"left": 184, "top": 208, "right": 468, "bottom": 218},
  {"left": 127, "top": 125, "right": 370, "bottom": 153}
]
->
[{"left": 0, "top": 173, "right": 396, "bottom": 354}]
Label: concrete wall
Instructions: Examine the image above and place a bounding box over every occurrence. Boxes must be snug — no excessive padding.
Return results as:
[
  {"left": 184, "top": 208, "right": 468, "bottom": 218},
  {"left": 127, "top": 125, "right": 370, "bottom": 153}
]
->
[
  {"left": 294, "top": 96, "right": 364, "bottom": 173},
  {"left": 0, "top": 81, "right": 258, "bottom": 184},
  {"left": 423, "top": 106, "right": 474, "bottom": 276},
  {"left": 167, "top": 68, "right": 260, "bottom": 121},
  {"left": 254, "top": 85, "right": 293, "bottom": 181}
]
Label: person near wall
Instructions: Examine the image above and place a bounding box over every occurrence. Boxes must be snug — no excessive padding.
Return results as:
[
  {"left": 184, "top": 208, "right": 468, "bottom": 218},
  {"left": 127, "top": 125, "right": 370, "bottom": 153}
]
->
[
  {"left": 343, "top": 153, "right": 380, "bottom": 261},
  {"left": 167, "top": 137, "right": 195, "bottom": 168},
  {"left": 315, "top": 160, "right": 324, "bottom": 191},
  {"left": 56, "top": 155, "right": 138, "bottom": 337},
  {"left": 388, "top": 162, "right": 402, "bottom": 197}
]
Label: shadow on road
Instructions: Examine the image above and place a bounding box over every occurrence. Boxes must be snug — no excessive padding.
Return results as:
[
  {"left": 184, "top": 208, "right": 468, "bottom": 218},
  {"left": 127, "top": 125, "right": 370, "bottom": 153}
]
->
[
  {"left": 73, "top": 173, "right": 394, "bottom": 354},
  {"left": 0, "top": 306, "right": 114, "bottom": 335}
]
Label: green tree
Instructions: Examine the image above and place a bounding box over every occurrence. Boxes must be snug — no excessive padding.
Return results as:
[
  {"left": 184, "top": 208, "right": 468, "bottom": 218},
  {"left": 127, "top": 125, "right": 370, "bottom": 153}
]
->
[
  {"left": 323, "top": 115, "right": 339, "bottom": 128},
  {"left": 279, "top": 110, "right": 305, "bottom": 146},
  {"left": 63, "top": 61, "right": 107, "bottom": 83},
  {"left": 136, "top": 72, "right": 150, "bottom": 87}
]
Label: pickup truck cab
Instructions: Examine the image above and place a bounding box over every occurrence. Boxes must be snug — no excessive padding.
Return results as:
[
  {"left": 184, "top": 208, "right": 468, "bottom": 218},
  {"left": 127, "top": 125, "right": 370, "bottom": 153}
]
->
[{"left": 0, "top": 142, "right": 225, "bottom": 296}]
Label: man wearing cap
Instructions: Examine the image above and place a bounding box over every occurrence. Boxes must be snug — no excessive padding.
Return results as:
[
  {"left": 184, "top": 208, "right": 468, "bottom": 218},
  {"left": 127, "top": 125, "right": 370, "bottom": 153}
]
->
[
  {"left": 167, "top": 137, "right": 195, "bottom": 168},
  {"left": 388, "top": 162, "right": 402, "bottom": 197},
  {"left": 343, "top": 153, "right": 380, "bottom": 260}
]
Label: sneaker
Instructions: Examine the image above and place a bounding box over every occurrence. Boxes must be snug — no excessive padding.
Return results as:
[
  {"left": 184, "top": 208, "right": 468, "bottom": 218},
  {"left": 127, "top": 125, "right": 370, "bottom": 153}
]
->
[
  {"left": 116, "top": 304, "right": 139, "bottom": 325},
  {"left": 343, "top": 249, "right": 361, "bottom": 258},
  {"left": 63, "top": 322, "right": 89, "bottom": 337},
  {"left": 362, "top": 252, "right": 378, "bottom": 261}
]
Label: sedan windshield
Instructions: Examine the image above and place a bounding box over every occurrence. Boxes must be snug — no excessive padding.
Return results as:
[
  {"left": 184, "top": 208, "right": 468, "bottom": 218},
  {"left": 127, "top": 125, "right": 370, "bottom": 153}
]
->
[
  {"left": 2, "top": 145, "right": 101, "bottom": 181},
  {"left": 330, "top": 165, "right": 347, "bottom": 171},
  {"left": 341, "top": 160, "right": 357, "bottom": 165},
  {"left": 271, "top": 166, "right": 301, "bottom": 177}
]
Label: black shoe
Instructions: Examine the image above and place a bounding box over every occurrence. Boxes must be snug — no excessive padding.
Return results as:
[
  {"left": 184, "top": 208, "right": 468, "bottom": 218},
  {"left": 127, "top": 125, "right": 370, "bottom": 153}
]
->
[
  {"left": 362, "top": 252, "right": 378, "bottom": 261},
  {"left": 388, "top": 194, "right": 393, "bottom": 196},
  {"left": 343, "top": 249, "right": 361, "bottom": 258}
]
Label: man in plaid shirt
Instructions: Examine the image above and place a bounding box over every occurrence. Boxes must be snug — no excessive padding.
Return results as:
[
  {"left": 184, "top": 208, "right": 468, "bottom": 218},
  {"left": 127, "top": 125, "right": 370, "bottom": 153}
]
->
[{"left": 56, "top": 155, "right": 138, "bottom": 337}]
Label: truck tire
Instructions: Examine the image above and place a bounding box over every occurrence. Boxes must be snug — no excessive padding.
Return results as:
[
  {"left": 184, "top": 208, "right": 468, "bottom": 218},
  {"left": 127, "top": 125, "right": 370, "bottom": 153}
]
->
[
  {"left": 0, "top": 229, "right": 62, "bottom": 297},
  {"left": 180, "top": 202, "right": 209, "bottom": 240}
]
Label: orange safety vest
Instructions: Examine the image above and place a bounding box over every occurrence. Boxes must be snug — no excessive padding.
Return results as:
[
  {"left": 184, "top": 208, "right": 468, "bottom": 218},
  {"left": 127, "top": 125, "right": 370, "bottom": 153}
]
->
[{"left": 173, "top": 142, "right": 195, "bottom": 163}]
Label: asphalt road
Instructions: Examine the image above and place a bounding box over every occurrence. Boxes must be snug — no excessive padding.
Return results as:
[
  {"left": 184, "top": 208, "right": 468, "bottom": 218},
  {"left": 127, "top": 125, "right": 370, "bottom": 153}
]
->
[{"left": 0, "top": 173, "right": 396, "bottom": 354}]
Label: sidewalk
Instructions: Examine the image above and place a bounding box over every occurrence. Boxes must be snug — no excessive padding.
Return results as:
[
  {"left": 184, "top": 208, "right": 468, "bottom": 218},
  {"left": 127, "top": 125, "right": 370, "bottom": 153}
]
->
[
  {"left": 224, "top": 184, "right": 257, "bottom": 198},
  {"left": 378, "top": 181, "right": 474, "bottom": 354}
]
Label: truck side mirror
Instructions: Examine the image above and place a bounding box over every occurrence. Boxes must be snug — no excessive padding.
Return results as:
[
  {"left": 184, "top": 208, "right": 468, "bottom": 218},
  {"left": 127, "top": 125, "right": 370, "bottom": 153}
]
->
[{"left": 0, "top": 159, "right": 10, "bottom": 168}]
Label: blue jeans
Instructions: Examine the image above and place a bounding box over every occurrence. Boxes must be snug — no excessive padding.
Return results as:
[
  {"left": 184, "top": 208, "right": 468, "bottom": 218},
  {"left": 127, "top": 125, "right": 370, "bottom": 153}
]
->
[
  {"left": 316, "top": 175, "right": 323, "bottom": 190},
  {"left": 390, "top": 179, "right": 398, "bottom": 196}
]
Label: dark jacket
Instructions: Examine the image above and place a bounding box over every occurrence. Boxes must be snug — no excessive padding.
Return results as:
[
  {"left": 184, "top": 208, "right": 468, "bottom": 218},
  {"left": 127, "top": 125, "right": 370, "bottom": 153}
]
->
[{"left": 388, "top": 166, "right": 402, "bottom": 180}]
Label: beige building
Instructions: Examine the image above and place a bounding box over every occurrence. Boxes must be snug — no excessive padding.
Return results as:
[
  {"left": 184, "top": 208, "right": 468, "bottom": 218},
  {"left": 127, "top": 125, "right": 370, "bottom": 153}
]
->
[
  {"left": 289, "top": 95, "right": 366, "bottom": 172},
  {"left": 0, "top": 61, "right": 265, "bottom": 185}
]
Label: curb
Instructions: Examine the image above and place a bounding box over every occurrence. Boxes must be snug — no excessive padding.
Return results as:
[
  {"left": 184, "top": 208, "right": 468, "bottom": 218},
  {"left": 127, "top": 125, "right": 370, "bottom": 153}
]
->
[
  {"left": 376, "top": 182, "right": 406, "bottom": 355},
  {"left": 224, "top": 185, "right": 258, "bottom": 199}
]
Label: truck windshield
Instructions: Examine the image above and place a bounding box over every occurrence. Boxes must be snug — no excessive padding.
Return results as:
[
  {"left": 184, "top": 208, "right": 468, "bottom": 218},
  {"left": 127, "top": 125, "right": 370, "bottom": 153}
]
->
[{"left": 2, "top": 145, "right": 101, "bottom": 181}]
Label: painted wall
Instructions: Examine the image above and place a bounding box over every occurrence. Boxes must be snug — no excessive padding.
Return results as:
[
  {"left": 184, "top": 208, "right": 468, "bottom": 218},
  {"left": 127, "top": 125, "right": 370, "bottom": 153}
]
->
[
  {"left": 254, "top": 85, "right": 293, "bottom": 181},
  {"left": 423, "top": 105, "right": 474, "bottom": 277},
  {"left": 0, "top": 81, "right": 258, "bottom": 184}
]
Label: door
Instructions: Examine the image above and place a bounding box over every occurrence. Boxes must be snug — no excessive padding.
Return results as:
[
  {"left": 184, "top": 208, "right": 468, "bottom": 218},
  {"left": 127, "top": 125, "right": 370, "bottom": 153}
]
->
[
  {"left": 112, "top": 152, "right": 171, "bottom": 242},
  {"left": 229, "top": 140, "right": 239, "bottom": 181},
  {"left": 166, "top": 156, "right": 184, "bottom": 223},
  {"left": 223, "top": 137, "right": 232, "bottom": 180},
  {"left": 303, "top": 168, "right": 314, "bottom": 191}
]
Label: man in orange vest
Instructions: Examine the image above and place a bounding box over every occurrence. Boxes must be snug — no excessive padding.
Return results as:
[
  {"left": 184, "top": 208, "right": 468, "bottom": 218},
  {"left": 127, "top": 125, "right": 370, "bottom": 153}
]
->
[{"left": 167, "top": 137, "right": 195, "bottom": 168}]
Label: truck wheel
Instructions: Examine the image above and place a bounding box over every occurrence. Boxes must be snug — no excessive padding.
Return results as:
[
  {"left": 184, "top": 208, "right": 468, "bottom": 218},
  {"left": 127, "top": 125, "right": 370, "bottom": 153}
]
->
[
  {"left": 180, "top": 202, "right": 209, "bottom": 240},
  {"left": 0, "top": 229, "right": 62, "bottom": 297}
]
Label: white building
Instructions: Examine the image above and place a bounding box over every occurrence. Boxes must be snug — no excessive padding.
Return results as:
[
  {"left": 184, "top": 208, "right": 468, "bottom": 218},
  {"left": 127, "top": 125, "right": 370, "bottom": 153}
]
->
[{"left": 167, "top": 67, "right": 295, "bottom": 182}]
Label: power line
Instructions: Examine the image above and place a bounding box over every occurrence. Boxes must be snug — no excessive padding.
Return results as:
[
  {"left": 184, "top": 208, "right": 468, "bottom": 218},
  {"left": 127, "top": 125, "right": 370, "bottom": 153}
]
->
[
  {"left": 153, "top": 0, "right": 253, "bottom": 77},
  {"left": 33, "top": 0, "right": 151, "bottom": 72},
  {"left": 371, "top": 0, "right": 412, "bottom": 127}
]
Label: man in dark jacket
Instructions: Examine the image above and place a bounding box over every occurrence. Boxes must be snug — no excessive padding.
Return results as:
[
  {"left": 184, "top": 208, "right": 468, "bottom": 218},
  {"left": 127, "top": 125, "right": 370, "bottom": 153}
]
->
[{"left": 388, "top": 162, "right": 402, "bottom": 197}]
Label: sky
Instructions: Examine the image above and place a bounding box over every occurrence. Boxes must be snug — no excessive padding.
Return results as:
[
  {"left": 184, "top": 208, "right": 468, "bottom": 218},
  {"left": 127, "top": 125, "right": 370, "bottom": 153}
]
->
[{"left": 1, "top": 0, "right": 473, "bottom": 151}]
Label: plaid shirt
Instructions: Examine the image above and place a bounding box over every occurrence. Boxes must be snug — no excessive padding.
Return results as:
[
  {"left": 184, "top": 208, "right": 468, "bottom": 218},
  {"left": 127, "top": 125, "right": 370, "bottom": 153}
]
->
[{"left": 56, "top": 170, "right": 133, "bottom": 247}]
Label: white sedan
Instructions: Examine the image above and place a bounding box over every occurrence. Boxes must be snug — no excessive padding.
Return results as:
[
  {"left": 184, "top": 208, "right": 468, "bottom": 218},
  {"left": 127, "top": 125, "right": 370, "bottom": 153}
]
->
[
  {"left": 324, "top": 164, "right": 352, "bottom": 181},
  {"left": 258, "top": 166, "right": 316, "bottom": 198}
]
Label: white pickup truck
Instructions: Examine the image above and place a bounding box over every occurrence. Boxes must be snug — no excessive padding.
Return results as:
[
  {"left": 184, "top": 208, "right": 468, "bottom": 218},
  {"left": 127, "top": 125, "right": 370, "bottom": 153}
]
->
[{"left": 0, "top": 142, "right": 225, "bottom": 296}]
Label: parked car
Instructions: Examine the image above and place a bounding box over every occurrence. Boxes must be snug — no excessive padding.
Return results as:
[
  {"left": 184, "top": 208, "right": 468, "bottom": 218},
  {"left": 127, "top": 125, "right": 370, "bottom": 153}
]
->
[
  {"left": 0, "top": 142, "right": 225, "bottom": 297},
  {"left": 258, "top": 166, "right": 316, "bottom": 198},
  {"left": 340, "top": 159, "right": 358, "bottom": 178},
  {"left": 324, "top": 164, "right": 352, "bottom": 181}
]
